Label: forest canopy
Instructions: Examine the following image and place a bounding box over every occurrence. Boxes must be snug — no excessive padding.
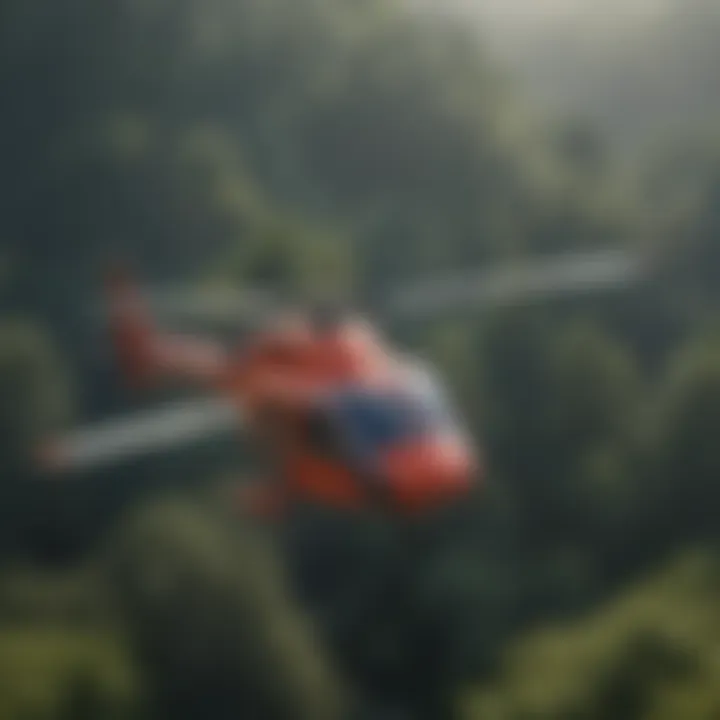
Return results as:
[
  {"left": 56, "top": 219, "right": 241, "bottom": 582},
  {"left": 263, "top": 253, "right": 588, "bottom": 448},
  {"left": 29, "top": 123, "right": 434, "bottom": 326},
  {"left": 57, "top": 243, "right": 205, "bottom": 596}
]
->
[{"left": 1, "top": 0, "right": 719, "bottom": 718}]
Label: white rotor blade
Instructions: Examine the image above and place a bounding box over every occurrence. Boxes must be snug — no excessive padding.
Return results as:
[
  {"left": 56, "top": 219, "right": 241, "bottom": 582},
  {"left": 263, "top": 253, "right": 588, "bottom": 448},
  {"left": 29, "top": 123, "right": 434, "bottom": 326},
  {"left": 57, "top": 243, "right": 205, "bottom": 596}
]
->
[
  {"left": 387, "top": 249, "right": 646, "bottom": 319},
  {"left": 89, "top": 285, "right": 278, "bottom": 326},
  {"left": 37, "top": 398, "right": 240, "bottom": 474}
]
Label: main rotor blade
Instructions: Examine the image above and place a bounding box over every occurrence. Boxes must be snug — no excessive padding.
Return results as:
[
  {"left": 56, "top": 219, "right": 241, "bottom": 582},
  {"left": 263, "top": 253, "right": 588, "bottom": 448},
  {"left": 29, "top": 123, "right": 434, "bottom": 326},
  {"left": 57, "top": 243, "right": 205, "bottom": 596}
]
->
[
  {"left": 88, "top": 284, "right": 279, "bottom": 328},
  {"left": 386, "top": 249, "right": 647, "bottom": 320},
  {"left": 37, "top": 399, "right": 239, "bottom": 474}
]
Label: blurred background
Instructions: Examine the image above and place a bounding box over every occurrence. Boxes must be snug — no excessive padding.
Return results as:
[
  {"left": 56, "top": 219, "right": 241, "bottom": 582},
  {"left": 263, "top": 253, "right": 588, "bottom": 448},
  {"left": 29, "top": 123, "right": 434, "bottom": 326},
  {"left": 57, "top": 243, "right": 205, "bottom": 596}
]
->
[{"left": 1, "top": 0, "right": 720, "bottom": 718}]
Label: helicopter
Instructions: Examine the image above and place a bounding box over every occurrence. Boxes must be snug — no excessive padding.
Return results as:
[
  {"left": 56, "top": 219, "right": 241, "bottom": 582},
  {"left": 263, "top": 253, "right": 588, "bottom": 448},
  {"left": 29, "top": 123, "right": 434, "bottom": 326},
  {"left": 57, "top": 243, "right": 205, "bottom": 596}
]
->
[{"left": 36, "top": 247, "right": 647, "bottom": 521}]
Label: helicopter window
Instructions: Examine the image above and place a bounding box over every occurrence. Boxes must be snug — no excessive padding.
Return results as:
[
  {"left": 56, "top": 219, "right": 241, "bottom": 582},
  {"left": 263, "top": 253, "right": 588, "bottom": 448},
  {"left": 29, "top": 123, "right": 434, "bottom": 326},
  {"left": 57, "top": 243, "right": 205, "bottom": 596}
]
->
[
  {"left": 320, "top": 376, "right": 457, "bottom": 455},
  {"left": 332, "top": 391, "right": 410, "bottom": 447}
]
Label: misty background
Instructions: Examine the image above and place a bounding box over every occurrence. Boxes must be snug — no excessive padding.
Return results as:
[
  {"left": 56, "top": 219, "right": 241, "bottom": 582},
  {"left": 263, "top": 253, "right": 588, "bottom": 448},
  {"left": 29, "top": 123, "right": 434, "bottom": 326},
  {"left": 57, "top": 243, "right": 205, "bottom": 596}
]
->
[
  {"left": 0, "top": 0, "right": 719, "bottom": 719},
  {"left": 412, "top": 0, "right": 720, "bottom": 150}
]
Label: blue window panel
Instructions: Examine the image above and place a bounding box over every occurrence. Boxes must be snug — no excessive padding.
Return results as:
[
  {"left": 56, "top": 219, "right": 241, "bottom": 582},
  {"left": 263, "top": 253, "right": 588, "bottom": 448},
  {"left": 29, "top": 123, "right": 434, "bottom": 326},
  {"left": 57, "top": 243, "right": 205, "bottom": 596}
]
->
[{"left": 322, "top": 378, "right": 458, "bottom": 456}]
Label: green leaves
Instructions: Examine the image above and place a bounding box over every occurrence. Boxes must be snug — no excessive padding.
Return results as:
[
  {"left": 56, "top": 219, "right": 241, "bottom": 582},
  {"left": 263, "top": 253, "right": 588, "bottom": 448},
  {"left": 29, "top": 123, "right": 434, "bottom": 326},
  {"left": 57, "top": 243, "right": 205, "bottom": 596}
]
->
[
  {"left": 462, "top": 552, "right": 720, "bottom": 720},
  {"left": 0, "top": 320, "right": 72, "bottom": 480},
  {"left": 0, "top": 626, "right": 142, "bottom": 720},
  {"left": 106, "top": 498, "right": 346, "bottom": 720}
]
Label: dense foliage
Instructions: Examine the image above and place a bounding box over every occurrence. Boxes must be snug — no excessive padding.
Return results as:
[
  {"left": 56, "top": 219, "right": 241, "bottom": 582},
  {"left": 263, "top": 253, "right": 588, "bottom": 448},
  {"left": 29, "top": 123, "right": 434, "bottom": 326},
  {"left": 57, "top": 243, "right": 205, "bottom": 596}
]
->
[{"left": 0, "top": 0, "right": 719, "bottom": 718}]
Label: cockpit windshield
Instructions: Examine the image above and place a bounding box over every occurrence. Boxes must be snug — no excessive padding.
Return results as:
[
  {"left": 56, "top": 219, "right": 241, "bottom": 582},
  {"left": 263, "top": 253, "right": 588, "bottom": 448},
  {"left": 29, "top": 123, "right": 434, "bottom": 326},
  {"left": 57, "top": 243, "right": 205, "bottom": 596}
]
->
[{"left": 321, "top": 365, "right": 458, "bottom": 454}]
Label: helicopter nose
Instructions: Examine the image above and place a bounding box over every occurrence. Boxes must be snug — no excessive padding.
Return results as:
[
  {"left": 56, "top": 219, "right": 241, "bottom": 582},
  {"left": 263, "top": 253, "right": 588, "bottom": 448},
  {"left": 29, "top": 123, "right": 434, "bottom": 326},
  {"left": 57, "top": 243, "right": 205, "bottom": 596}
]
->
[{"left": 383, "top": 437, "right": 474, "bottom": 512}]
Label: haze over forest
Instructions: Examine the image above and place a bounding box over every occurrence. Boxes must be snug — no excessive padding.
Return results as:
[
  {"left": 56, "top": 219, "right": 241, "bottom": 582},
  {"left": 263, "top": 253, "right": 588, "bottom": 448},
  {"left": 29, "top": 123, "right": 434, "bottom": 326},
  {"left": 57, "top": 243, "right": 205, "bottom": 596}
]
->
[
  {"left": 2, "top": 0, "right": 720, "bottom": 718},
  {"left": 410, "top": 0, "right": 720, "bottom": 149}
]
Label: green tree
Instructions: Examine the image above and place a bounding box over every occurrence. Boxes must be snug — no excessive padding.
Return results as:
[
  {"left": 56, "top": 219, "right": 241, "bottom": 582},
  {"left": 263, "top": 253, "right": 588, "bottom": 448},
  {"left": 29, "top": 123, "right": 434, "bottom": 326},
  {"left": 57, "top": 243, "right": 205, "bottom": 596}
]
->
[
  {"left": 461, "top": 551, "right": 720, "bottom": 720},
  {"left": 0, "top": 627, "right": 143, "bottom": 720},
  {"left": 0, "top": 320, "right": 72, "bottom": 557},
  {"left": 106, "top": 498, "right": 346, "bottom": 720},
  {"left": 649, "top": 337, "right": 720, "bottom": 541},
  {"left": 0, "top": 565, "right": 144, "bottom": 720}
]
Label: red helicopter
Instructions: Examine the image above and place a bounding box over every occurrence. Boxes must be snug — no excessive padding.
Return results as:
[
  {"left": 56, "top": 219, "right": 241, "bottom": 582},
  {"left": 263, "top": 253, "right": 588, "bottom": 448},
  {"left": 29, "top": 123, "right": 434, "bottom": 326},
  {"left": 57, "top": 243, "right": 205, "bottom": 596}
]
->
[{"left": 37, "top": 249, "right": 645, "bottom": 520}]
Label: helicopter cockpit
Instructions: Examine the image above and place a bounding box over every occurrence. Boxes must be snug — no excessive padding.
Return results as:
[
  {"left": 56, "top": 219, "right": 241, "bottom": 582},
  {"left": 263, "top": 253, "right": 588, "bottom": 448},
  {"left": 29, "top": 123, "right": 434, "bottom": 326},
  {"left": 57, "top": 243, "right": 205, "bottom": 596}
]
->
[{"left": 305, "top": 360, "right": 461, "bottom": 466}]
